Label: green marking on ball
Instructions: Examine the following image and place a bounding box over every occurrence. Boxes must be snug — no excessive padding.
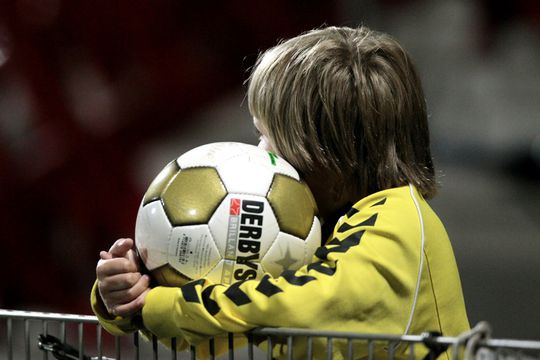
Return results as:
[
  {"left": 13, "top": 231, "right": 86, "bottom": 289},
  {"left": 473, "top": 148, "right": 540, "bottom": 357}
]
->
[{"left": 268, "top": 152, "right": 278, "bottom": 166}]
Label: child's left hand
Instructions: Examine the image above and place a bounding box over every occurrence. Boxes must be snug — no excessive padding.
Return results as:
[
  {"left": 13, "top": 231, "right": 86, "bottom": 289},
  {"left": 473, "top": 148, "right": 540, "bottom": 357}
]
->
[{"left": 96, "top": 238, "right": 150, "bottom": 317}]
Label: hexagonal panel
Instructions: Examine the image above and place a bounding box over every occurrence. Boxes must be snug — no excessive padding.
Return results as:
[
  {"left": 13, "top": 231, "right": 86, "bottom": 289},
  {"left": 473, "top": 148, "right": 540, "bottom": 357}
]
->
[
  {"left": 142, "top": 160, "right": 180, "bottom": 206},
  {"left": 162, "top": 167, "right": 227, "bottom": 226},
  {"left": 208, "top": 194, "right": 279, "bottom": 263},
  {"left": 135, "top": 200, "right": 173, "bottom": 270},
  {"left": 267, "top": 174, "right": 318, "bottom": 239},
  {"left": 217, "top": 155, "right": 275, "bottom": 196},
  {"left": 169, "top": 225, "right": 221, "bottom": 280},
  {"left": 261, "top": 233, "right": 306, "bottom": 277}
]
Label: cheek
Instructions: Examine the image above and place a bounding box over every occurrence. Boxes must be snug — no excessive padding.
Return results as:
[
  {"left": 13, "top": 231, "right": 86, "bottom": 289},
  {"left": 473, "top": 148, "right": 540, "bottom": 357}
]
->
[{"left": 257, "top": 137, "right": 273, "bottom": 152}]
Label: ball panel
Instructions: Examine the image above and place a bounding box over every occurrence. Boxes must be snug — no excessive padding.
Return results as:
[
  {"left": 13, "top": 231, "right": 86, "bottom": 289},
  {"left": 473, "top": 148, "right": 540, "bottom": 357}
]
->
[
  {"left": 169, "top": 225, "right": 221, "bottom": 280},
  {"left": 304, "top": 217, "right": 322, "bottom": 264},
  {"left": 217, "top": 158, "right": 274, "bottom": 196},
  {"left": 205, "top": 259, "right": 234, "bottom": 285},
  {"left": 142, "top": 160, "right": 180, "bottom": 206},
  {"left": 261, "top": 233, "right": 306, "bottom": 277},
  {"left": 135, "top": 200, "right": 172, "bottom": 270},
  {"left": 208, "top": 194, "right": 280, "bottom": 268},
  {"left": 162, "top": 167, "right": 227, "bottom": 226},
  {"left": 177, "top": 142, "right": 250, "bottom": 168},
  {"left": 150, "top": 264, "right": 191, "bottom": 287},
  {"left": 267, "top": 174, "right": 318, "bottom": 239}
]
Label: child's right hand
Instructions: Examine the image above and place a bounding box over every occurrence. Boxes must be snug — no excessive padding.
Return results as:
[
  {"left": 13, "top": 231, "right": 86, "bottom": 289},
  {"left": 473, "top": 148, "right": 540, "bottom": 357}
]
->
[{"left": 96, "top": 238, "right": 151, "bottom": 317}]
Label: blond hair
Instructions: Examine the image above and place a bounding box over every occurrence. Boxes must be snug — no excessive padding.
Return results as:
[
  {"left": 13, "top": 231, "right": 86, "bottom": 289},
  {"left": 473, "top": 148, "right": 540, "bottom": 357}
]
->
[{"left": 248, "top": 26, "right": 436, "bottom": 199}]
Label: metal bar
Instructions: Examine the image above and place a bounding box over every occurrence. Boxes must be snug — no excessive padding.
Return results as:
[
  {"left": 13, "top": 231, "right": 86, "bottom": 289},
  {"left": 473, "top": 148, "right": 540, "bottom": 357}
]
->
[
  {"left": 307, "top": 336, "right": 313, "bottom": 360},
  {"left": 97, "top": 324, "right": 102, "bottom": 360},
  {"left": 133, "top": 332, "right": 139, "bottom": 360},
  {"left": 346, "top": 338, "right": 353, "bottom": 360},
  {"left": 115, "top": 335, "right": 121, "bottom": 360},
  {"left": 267, "top": 336, "right": 273, "bottom": 360},
  {"left": 209, "top": 337, "right": 215, "bottom": 360},
  {"left": 247, "top": 332, "right": 254, "bottom": 360},
  {"left": 0, "top": 309, "right": 98, "bottom": 323},
  {"left": 78, "top": 322, "right": 84, "bottom": 360},
  {"left": 287, "top": 335, "right": 293, "bottom": 360},
  {"left": 171, "top": 337, "right": 177, "bottom": 360},
  {"left": 152, "top": 335, "right": 159, "bottom": 360},
  {"left": 228, "top": 333, "right": 234, "bottom": 360},
  {"left": 496, "top": 347, "right": 502, "bottom": 360},
  {"left": 60, "top": 321, "right": 66, "bottom": 343},
  {"left": 387, "top": 341, "right": 396, "bottom": 360},
  {"left": 252, "top": 326, "right": 450, "bottom": 344},
  {"left": 42, "top": 320, "right": 48, "bottom": 360},
  {"left": 326, "top": 336, "right": 333, "bottom": 360},
  {"left": 7, "top": 317, "right": 13, "bottom": 360},
  {"left": 24, "top": 318, "right": 30, "bottom": 360},
  {"left": 482, "top": 339, "right": 540, "bottom": 351},
  {"left": 367, "top": 340, "right": 374, "bottom": 360}
]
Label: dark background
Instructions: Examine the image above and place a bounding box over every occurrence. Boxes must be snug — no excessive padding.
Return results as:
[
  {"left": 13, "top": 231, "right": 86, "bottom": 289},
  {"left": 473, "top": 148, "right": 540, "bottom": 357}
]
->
[{"left": 0, "top": 0, "right": 538, "bottom": 340}]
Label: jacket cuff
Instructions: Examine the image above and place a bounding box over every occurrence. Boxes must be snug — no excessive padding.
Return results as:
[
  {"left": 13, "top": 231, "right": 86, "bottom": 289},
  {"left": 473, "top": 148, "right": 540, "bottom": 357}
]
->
[{"left": 90, "top": 280, "right": 141, "bottom": 336}]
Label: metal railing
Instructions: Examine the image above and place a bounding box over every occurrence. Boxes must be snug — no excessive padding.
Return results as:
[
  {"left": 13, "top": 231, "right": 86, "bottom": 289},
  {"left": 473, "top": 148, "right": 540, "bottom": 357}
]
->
[{"left": 1, "top": 309, "right": 539, "bottom": 359}]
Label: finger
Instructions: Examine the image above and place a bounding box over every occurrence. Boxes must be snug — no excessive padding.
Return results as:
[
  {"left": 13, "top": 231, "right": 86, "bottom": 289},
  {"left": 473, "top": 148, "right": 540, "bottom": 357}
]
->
[
  {"left": 96, "top": 257, "right": 139, "bottom": 279},
  {"left": 136, "top": 287, "right": 150, "bottom": 308},
  {"left": 126, "top": 248, "right": 141, "bottom": 272},
  {"left": 98, "top": 272, "right": 143, "bottom": 293},
  {"left": 111, "top": 287, "right": 150, "bottom": 317},
  {"left": 100, "top": 274, "right": 150, "bottom": 304},
  {"left": 108, "top": 238, "right": 134, "bottom": 258},
  {"left": 100, "top": 251, "right": 112, "bottom": 260},
  {"left": 104, "top": 275, "right": 150, "bottom": 316}
]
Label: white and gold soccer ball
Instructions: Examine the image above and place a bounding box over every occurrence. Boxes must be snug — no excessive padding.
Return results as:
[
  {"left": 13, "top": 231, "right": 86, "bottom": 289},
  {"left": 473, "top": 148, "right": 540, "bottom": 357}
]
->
[{"left": 135, "top": 142, "right": 321, "bottom": 287}]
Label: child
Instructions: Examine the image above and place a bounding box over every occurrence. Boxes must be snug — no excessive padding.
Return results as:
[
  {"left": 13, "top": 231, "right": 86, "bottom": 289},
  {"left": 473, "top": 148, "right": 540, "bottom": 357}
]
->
[{"left": 91, "top": 25, "right": 469, "bottom": 359}]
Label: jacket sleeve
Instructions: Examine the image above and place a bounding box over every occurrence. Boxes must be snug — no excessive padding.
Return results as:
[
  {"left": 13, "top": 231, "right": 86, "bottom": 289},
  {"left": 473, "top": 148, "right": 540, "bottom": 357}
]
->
[
  {"left": 91, "top": 280, "right": 242, "bottom": 357},
  {"left": 90, "top": 281, "right": 145, "bottom": 336},
  {"left": 140, "top": 201, "right": 422, "bottom": 345}
]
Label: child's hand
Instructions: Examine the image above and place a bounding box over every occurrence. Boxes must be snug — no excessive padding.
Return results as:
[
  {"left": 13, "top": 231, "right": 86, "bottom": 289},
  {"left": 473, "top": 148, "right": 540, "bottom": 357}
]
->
[{"left": 96, "top": 238, "right": 151, "bottom": 317}]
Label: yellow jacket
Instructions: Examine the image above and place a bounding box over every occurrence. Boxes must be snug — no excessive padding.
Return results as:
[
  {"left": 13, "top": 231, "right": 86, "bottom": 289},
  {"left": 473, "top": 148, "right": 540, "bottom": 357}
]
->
[{"left": 91, "top": 185, "right": 469, "bottom": 359}]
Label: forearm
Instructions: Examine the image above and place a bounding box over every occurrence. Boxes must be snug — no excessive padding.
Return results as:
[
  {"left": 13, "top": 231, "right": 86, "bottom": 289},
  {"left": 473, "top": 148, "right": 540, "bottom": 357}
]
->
[
  {"left": 140, "top": 260, "right": 364, "bottom": 342},
  {"left": 142, "top": 280, "right": 257, "bottom": 341}
]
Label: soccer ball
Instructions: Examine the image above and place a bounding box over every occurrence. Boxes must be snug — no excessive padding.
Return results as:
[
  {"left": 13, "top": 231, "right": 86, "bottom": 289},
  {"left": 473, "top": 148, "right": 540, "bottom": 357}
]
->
[{"left": 135, "top": 142, "right": 321, "bottom": 287}]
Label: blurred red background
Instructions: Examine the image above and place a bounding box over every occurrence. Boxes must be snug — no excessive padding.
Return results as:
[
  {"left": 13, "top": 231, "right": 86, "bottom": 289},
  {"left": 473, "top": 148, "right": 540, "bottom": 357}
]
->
[
  {"left": 0, "top": 1, "right": 335, "bottom": 314},
  {"left": 0, "top": 1, "right": 539, "bottom": 340}
]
